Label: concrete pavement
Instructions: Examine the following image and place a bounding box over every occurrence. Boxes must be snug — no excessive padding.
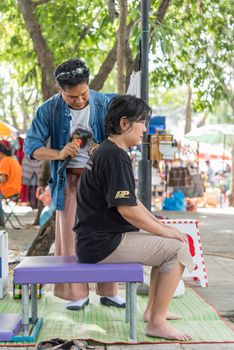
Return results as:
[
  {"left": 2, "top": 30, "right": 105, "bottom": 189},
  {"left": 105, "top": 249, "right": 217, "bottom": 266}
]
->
[{"left": 167, "top": 208, "right": 234, "bottom": 324}]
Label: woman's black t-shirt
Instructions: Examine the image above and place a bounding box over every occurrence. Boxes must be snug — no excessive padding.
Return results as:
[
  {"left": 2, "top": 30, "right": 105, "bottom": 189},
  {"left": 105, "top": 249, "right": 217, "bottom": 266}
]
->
[{"left": 75, "top": 139, "right": 138, "bottom": 263}]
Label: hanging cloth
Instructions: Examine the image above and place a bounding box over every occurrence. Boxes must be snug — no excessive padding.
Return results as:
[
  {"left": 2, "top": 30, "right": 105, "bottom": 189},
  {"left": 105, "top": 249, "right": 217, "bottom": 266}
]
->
[
  {"left": 127, "top": 71, "right": 141, "bottom": 97},
  {"left": 168, "top": 167, "right": 192, "bottom": 187}
]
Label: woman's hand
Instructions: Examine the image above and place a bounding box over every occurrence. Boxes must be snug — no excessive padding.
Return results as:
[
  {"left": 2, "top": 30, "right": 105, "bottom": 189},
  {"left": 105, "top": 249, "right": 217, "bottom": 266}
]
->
[{"left": 161, "top": 227, "right": 188, "bottom": 243}]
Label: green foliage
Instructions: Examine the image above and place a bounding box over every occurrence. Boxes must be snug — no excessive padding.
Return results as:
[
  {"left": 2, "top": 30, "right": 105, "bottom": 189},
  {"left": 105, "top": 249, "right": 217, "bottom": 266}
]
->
[
  {"left": 0, "top": 0, "right": 233, "bottom": 129},
  {"left": 0, "top": 1, "right": 40, "bottom": 91},
  {"left": 0, "top": 73, "right": 41, "bottom": 131},
  {"left": 0, "top": 0, "right": 120, "bottom": 127},
  {"left": 150, "top": 0, "right": 234, "bottom": 112},
  {"left": 34, "top": 0, "right": 118, "bottom": 75}
]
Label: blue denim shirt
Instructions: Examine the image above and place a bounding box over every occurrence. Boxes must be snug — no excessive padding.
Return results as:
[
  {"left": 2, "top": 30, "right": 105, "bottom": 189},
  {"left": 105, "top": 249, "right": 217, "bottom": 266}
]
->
[{"left": 24, "top": 89, "right": 110, "bottom": 210}]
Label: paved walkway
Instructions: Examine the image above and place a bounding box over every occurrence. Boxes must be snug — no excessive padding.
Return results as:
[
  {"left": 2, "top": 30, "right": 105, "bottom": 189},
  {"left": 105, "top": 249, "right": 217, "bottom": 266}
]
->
[{"left": 2, "top": 207, "right": 234, "bottom": 349}]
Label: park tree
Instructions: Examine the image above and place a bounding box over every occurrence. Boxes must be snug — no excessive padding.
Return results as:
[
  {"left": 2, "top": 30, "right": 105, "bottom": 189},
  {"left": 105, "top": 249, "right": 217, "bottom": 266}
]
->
[
  {"left": 0, "top": 75, "right": 40, "bottom": 132},
  {"left": 0, "top": 0, "right": 232, "bottom": 119},
  {"left": 0, "top": 0, "right": 173, "bottom": 112},
  {"left": 117, "top": 0, "right": 127, "bottom": 94},
  {"left": 149, "top": 0, "right": 233, "bottom": 128}
]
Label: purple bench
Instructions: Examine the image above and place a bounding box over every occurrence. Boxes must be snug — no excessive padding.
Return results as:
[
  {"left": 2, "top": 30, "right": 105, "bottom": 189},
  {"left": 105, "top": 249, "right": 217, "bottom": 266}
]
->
[{"left": 13, "top": 256, "right": 144, "bottom": 342}]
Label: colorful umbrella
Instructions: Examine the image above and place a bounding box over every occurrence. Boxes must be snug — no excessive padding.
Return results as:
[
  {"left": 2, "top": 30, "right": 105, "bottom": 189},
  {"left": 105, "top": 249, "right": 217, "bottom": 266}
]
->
[
  {"left": 185, "top": 124, "right": 234, "bottom": 146},
  {"left": 0, "top": 121, "right": 18, "bottom": 138}
]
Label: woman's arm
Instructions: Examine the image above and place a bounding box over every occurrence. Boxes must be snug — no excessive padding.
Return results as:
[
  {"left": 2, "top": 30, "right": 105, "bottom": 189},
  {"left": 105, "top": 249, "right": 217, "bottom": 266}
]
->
[
  {"left": 117, "top": 204, "right": 186, "bottom": 242},
  {"left": 137, "top": 199, "right": 179, "bottom": 230},
  {"left": 137, "top": 200, "right": 164, "bottom": 224}
]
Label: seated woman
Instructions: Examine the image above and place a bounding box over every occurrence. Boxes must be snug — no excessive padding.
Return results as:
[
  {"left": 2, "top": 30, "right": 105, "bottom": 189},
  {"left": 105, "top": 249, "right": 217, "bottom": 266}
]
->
[
  {"left": 0, "top": 143, "right": 22, "bottom": 227},
  {"left": 74, "top": 95, "right": 194, "bottom": 341}
]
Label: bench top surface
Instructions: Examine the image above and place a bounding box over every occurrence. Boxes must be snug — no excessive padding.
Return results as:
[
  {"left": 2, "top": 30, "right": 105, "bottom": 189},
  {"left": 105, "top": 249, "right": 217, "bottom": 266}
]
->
[{"left": 14, "top": 256, "right": 144, "bottom": 284}]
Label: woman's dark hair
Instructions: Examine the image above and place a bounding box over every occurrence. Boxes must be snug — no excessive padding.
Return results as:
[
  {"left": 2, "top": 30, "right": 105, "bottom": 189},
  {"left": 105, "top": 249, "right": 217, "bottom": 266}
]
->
[
  {"left": 54, "top": 58, "right": 90, "bottom": 90},
  {"left": 0, "top": 143, "right": 12, "bottom": 156},
  {"left": 105, "top": 95, "right": 152, "bottom": 136}
]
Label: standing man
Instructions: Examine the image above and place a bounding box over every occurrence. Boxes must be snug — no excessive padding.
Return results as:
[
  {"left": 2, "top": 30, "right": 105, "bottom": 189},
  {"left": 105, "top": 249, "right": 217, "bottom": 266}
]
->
[{"left": 24, "top": 58, "right": 124, "bottom": 310}]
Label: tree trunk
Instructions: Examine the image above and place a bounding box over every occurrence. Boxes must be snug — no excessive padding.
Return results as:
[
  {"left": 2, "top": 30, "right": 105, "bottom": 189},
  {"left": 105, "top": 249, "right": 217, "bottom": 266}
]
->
[
  {"left": 117, "top": 0, "right": 127, "bottom": 94},
  {"left": 18, "top": 0, "right": 56, "bottom": 100},
  {"left": 197, "top": 112, "right": 208, "bottom": 128},
  {"left": 125, "top": 43, "right": 134, "bottom": 89},
  {"left": 184, "top": 85, "right": 192, "bottom": 134},
  {"left": 33, "top": 200, "right": 43, "bottom": 226},
  {"left": 90, "top": 20, "right": 134, "bottom": 91},
  {"left": 133, "top": 0, "right": 172, "bottom": 73},
  {"left": 156, "top": 0, "right": 171, "bottom": 22},
  {"left": 229, "top": 145, "right": 234, "bottom": 207},
  {"left": 26, "top": 213, "right": 55, "bottom": 256}
]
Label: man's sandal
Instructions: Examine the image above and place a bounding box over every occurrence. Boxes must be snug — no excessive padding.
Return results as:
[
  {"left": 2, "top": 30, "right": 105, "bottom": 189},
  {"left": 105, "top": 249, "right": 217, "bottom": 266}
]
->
[
  {"left": 36, "top": 338, "right": 66, "bottom": 350},
  {"left": 100, "top": 297, "right": 126, "bottom": 308}
]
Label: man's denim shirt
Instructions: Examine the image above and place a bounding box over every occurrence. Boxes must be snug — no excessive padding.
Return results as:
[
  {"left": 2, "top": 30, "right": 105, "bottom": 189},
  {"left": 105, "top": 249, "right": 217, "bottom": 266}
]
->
[{"left": 24, "top": 89, "right": 109, "bottom": 211}]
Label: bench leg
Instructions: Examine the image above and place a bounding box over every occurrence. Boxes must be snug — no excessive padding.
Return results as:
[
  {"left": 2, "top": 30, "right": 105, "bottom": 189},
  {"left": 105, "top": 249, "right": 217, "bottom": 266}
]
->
[
  {"left": 125, "top": 282, "right": 130, "bottom": 323},
  {"left": 31, "top": 284, "right": 38, "bottom": 324},
  {"left": 129, "top": 282, "right": 137, "bottom": 342},
  {"left": 22, "top": 284, "right": 30, "bottom": 335}
]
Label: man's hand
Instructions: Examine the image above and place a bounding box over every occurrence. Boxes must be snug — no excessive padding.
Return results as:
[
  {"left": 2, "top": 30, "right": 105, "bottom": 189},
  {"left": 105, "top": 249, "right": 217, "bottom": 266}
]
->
[
  {"left": 58, "top": 142, "right": 80, "bottom": 160},
  {"left": 161, "top": 226, "right": 188, "bottom": 243}
]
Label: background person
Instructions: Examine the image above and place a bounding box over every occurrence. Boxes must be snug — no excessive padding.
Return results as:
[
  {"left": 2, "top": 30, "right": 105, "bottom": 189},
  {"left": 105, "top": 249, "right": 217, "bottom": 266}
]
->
[
  {"left": 75, "top": 95, "right": 193, "bottom": 340},
  {"left": 21, "top": 156, "right": 41, "bottom": 208},
  {"left": 0, "top": 143, "right": 22, "bottom": 227},
  {"left": 14, "top": 135, "right": 24, "bottom": 165},
  {"left": 36, "top": 186, "right": 54, "bottom": 227},
  {"left": 205, "top": 160, "right": 214, "bottom": 187},
  {"left": 24, "top": 58, "right": 123, "bottom": 311}
]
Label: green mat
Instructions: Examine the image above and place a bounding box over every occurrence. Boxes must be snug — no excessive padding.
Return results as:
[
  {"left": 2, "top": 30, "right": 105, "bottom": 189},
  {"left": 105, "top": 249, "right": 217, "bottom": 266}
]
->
[{"left": 1, "top": 288, "right": 234, "bottom": 344}]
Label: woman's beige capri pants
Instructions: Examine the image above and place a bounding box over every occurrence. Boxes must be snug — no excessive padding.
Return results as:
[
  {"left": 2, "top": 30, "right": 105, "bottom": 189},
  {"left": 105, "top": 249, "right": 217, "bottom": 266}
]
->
[{"left": 99, "top": 231, "right": 194, "bottom": 274}]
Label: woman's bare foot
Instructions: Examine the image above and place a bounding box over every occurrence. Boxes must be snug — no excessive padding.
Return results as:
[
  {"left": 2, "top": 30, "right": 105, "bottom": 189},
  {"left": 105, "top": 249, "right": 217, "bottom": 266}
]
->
[
  {"left": 144, "top": 310, "right": 182, "bottom": 322},
  {"left": 166, "top": 311, "right": 182, "bottom": 320},
  {"left": 146, "top": 321, "right": 192, "bottom": 341}
]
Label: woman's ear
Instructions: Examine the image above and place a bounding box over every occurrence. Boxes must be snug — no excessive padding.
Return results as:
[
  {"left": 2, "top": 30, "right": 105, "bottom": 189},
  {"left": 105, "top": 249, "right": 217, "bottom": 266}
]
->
[{"left": 120, "top": 116, "right": 129, "bottom": 131}]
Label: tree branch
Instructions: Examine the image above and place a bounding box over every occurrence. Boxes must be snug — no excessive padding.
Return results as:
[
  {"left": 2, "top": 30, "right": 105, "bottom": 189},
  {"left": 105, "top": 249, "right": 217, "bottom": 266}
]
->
[
  {"left": 18, "top": 0, "right": 56, "bottom": 100},
  {"left": 33, "top": 0, "right": 50, "bottom": 7},
  {"left": 156, "top": 0, "right": 171, "bottom": 23},
  {"left": 90, "top": 43, "right": 117, "bottom": 91},
  {"left": 90, "top": 20, "right": 134, "bottom": 91},
  {"left": 125, "top": 42, "right": 134, "bottom": 88},
  {"left": 108, "top": 0, "right": 118, "bottom": 20},
  {"left": 72, "top": 25, "right": 91, "bottom": 55},
  {"left": 117, "top": 0, "right": 127, "bottom": 93},
  {"left": 184, "top": 85, "right": 192, "bottom": 134},
  {"left": 133, "top": 0, "right": 172, "bottom": 72},
  {"left": 72, "top": 8, "right": 103, "bottom": 56}
]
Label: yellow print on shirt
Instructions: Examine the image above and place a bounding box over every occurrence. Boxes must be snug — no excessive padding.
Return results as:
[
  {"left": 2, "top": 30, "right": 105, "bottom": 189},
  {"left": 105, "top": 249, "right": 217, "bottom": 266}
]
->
[{"left": 115, "top": 190, "right": 130, "bottom": 199}]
